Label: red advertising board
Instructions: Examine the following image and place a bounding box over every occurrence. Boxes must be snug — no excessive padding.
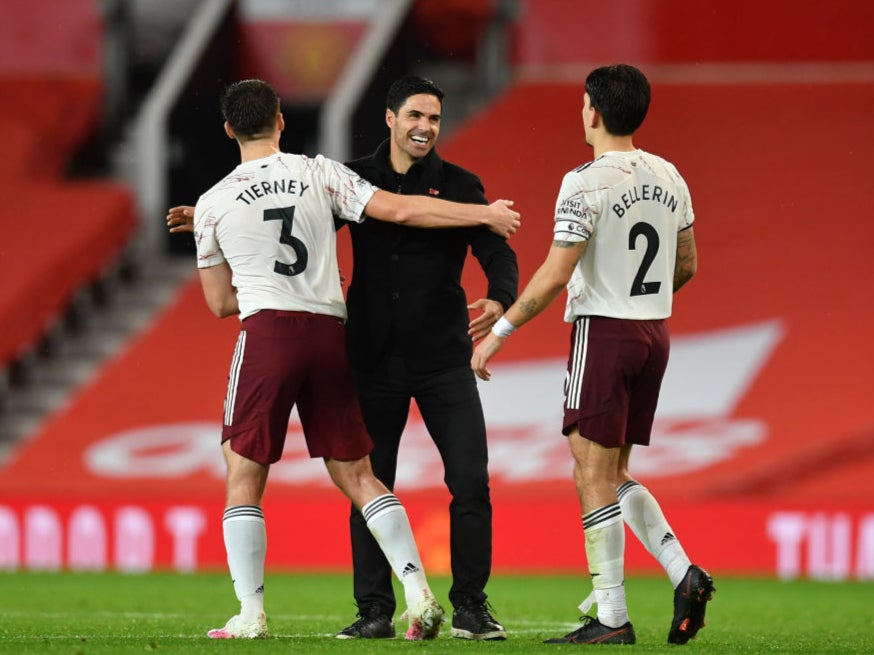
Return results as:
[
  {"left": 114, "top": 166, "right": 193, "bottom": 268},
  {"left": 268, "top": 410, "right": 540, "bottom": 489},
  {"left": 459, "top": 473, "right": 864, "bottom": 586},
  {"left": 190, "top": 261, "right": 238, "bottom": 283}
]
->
[{"left": 2, "top": 496, "right": 871, "bottom": 581}]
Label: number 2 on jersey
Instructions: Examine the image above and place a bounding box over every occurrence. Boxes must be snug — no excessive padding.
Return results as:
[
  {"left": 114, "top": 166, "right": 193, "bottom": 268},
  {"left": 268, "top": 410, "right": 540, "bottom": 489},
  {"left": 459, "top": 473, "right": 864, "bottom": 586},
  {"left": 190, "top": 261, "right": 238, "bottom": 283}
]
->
[
  {"left": 264, "top": 206, "right": 308, "bottom": 276},
  {"left": 628, "top": 221, "right": 661, "bottom": 296}
]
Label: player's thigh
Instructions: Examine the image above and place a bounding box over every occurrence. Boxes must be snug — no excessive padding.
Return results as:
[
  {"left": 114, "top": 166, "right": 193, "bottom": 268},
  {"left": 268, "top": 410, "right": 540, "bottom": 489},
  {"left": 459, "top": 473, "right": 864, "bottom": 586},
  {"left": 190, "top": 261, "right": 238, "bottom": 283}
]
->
[
  {"left": 222, "top": 311, "right": 305, "bottom": 464},
  {"left": 563, "top": 317, "right": 627, "bottom": 420},
  {"left": 626, "top": 320, "right": 670, "bottom": 445},
  {"left": 563, "top": 317, "right": 637, "bottom": 447},
  {"left": 295, "top": 315, "right": 373, "bottom": 462}
]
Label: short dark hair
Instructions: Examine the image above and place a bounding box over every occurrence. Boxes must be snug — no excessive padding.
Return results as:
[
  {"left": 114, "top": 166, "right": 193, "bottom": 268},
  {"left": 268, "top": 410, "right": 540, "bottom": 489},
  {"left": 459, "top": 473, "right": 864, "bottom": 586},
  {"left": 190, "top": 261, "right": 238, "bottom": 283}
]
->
[
  {"left": 386, "top": 75, "right": 444, "bottom": 115},
  {"left": 585, "top": 64, "right": 650, "bottom": 136},
  {"left": 220, "top": 79, "right": 280, "bottom": 140}
]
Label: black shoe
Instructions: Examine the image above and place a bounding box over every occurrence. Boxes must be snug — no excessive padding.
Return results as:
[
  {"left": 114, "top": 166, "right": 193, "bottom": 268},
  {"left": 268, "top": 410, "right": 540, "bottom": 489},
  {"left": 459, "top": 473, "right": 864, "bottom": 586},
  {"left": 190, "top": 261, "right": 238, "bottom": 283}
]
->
[
  {"left": 335, "top": 605, "right": 395, "bottom": 639},
  {"left": 544, "top": 616, "right": 636, "bottom": 645},
  {"left": 451, "top": 602, "right": 507, "bottom": 640},
  {"left": 668, "top": 564, "right": 715, "bottom": 644}
]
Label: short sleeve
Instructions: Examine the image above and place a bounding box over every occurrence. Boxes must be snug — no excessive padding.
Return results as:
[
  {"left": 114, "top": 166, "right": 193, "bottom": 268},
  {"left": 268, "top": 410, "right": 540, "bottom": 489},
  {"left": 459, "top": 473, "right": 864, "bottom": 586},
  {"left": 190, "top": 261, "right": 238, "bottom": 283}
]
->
[
  {"left": 553, "top": 171, "right": 594, "bottom": 243},
  {"left": 678, "top": 180, "right": 695, "bottom": 231},
  {"left": 318, "top": 156, "right": 378, "bottom": 224},
  {"left": 664, "top": 161, "right": 695, "bottom": 231},
  {"left": 193, "top": 203, "right": 226, "bottom": 269}
]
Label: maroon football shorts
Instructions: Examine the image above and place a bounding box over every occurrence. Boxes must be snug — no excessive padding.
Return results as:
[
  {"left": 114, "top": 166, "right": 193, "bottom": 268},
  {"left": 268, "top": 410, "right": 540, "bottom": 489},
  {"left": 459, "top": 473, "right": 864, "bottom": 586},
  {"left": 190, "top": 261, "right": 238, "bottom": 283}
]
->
[
  {"left": 562, "top": 315, "right": 669, "bottom": 448},
  {"left": 221, "top": 310, "right": 373, "bottom": 465}
]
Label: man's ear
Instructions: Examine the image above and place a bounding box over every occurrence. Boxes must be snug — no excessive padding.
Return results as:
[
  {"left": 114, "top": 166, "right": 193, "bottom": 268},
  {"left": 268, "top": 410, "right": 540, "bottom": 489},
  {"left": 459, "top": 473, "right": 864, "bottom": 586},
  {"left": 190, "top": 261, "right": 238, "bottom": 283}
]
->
[
  {"left": 224, "top": 121, "right": 235, "bottom": 140},
  {"left": 385, "top": 108, "right": 395, "bottom": 130},
  {"left": 581, "top": 105, "right": 599, "bottom": 131},
  {"left": 277, "top": 111, "right": 285, "bottom": 132}
]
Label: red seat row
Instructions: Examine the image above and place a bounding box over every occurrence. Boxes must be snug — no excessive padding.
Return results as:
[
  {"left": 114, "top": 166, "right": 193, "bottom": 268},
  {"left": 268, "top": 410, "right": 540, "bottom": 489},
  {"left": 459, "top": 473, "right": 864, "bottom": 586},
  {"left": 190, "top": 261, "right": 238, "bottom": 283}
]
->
[{"left": 0, "top": 4, "right": 137, "bottom": 369}]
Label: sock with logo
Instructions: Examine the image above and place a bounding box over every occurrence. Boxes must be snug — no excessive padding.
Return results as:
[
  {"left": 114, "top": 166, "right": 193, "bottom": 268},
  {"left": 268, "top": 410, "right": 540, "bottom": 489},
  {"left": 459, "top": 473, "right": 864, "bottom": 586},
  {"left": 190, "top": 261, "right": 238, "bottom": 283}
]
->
[
  {"left": 617, "top": 480, "right": 690, "bottom": 588},
  {"left": 222, "top": 505, "right": 266, "bottom": 621},
  {"left": 362, "top": 493, "right": 429, "bottom": 609},
  {"left": 583, "top": 502, "right": 629, "bottom": 628}
]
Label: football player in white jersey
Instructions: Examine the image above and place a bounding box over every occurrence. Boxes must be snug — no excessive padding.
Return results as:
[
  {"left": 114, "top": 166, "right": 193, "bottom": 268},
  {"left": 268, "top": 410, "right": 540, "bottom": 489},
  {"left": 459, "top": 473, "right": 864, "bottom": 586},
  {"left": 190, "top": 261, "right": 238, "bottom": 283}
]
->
[
  {"left": 471, "top": 65, "right": 714, "bottom": 646},
  {"left": 183, "top": 79, "right": 520, "bottom": 641}
]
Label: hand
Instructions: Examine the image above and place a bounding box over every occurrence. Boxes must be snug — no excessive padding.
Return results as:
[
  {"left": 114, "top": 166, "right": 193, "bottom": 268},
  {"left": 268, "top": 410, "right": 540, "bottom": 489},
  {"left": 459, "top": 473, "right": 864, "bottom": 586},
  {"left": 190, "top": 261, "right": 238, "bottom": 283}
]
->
[
  {"left": 467, "top": 298, "right": 503, "bottom": 342},
  {"left": 485, "top": 199, "right": 521, "bottom": 238},
  {"left": 167, "top": 205, "right": 195, "bottom": 233},
  {"left": 471, "top": 332, "right": 505, "bottom": 381}
]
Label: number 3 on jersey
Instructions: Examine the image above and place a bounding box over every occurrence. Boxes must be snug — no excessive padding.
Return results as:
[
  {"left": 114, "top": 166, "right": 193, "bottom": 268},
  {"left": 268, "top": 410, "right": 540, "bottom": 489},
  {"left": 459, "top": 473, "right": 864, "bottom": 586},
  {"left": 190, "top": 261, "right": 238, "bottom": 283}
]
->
[{"left": 264, "top": 206, "right": 308, "bottom": 276}]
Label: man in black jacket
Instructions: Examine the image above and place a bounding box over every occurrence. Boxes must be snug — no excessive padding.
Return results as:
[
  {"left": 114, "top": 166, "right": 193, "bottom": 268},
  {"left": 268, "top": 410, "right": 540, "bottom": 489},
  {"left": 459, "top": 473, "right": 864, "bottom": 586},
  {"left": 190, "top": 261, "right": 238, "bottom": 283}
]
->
[{"left": 336, "top": 76, "right": 518, "bottom": 641}]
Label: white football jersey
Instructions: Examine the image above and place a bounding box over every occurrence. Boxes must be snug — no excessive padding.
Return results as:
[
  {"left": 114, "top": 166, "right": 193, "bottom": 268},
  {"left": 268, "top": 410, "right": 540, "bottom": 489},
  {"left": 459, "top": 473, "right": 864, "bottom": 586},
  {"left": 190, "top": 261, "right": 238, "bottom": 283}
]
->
[
  {"left": 194, "top": 152, "right": 377, "bottom": 320},
  {"left": 553, "top": 149, "right": 695, "bottom": 322}
]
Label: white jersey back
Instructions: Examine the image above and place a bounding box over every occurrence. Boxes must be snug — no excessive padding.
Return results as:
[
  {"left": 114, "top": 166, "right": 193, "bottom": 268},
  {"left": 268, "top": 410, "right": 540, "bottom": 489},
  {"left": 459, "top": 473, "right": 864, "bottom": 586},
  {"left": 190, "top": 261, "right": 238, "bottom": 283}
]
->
[
  {"left": 194, "top": 152, "right": 377, "bottom": 320},
  {"left": 553, "top": 149, "right": 694, "bottom": 321}
]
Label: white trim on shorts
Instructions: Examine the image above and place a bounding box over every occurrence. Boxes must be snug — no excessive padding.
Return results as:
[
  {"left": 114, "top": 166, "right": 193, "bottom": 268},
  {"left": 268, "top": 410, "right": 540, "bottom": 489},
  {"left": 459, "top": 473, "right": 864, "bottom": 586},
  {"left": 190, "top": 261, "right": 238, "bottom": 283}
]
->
[
  {"left": 224, "top": 330, "right": 246, "bottom": 426},
  {"left": 566, "top": 317, "right": 589, "bottom": 410}
]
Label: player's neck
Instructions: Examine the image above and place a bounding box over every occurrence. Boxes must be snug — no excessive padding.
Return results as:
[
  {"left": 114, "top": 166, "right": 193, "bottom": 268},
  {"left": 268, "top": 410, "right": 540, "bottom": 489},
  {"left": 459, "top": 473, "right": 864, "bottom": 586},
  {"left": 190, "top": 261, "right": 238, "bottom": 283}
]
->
[
  {"left": 592, "top": 134, "right": 635, "bottom": 159},
  {"left": 239, "top": 139, "right": 281, "bottom": 163}
]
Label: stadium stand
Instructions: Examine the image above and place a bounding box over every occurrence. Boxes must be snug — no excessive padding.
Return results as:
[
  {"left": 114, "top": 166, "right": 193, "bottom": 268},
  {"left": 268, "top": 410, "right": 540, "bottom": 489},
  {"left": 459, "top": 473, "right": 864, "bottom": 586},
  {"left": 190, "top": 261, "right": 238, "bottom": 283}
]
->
[{"left": 0, "top": 4, "right": 137, "bottom": 386}]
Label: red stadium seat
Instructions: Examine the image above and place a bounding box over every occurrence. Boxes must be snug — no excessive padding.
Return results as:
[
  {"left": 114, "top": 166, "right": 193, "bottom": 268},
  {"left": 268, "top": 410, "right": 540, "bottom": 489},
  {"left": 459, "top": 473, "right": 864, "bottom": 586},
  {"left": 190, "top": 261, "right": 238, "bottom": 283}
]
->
[{"left": 0, "top": 182, "right": 136, "bottom": 367}]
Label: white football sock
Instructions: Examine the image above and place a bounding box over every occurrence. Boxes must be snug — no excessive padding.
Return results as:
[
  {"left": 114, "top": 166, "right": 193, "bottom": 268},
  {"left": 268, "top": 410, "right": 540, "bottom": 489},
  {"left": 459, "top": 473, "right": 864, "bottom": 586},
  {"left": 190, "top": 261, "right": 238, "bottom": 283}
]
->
[
  {"left": 362, "top": 494, "right": 429, "bottom": 610},
  {"left": 222, "top": 505, "right": 266, "bottom": 620},
  {"left": 617, "top": 481, "right": 690, "bottom": 587},
  {"left": 583, "top": 503, "right": 628, "bottom": 627}
]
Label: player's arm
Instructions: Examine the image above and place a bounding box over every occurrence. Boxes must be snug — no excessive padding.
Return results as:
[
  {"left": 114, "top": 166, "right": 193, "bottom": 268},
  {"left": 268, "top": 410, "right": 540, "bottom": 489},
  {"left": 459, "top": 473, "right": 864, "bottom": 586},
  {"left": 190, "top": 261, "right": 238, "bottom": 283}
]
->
[
  {"left": 472, "top": 239, "right": 586, "bottom": 380},
  {"left": 198, "top": 261, "right": 239, "bottom": 318},
  {"left": 363, "top": 189, "right": 520, "bottom": 238},
  {"left": 674, "top": 226, "right": 697, "bottom": 292}
]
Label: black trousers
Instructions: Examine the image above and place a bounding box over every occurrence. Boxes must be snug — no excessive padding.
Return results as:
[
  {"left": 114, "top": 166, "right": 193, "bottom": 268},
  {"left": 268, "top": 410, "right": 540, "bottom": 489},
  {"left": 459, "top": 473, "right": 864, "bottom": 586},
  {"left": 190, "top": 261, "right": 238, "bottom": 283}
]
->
[{"left": 349, "top": 356, "right": 492, "bottom": 613}]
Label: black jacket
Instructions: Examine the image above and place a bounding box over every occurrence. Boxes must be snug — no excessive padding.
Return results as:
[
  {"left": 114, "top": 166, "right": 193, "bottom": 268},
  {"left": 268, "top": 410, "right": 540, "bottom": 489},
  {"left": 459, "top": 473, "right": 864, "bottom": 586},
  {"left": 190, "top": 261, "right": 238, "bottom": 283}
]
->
[{"left": 342, "top": 139, "right": 519, "bottom": 372}]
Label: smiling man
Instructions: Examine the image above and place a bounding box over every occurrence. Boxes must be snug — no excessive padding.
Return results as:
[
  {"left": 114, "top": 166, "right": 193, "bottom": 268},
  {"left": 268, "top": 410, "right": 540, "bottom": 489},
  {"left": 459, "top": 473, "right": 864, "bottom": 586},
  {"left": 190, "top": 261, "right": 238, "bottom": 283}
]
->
[{"left": 336, "top": 76, "right": 519, "bottom": 641}]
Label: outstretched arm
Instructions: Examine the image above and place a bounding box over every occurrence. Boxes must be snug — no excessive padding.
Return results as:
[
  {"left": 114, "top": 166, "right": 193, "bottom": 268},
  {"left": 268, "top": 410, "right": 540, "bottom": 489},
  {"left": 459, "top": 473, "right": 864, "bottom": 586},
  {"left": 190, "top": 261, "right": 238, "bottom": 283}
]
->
[
  {"left": 364, "top": 189, "right": 521, "bottom": 239},
  {"left": 471, "top": 240, "right": 585, "bottom": 381},
  {"left": 170, "top": 194, "right": 522, "bottom": 239}
]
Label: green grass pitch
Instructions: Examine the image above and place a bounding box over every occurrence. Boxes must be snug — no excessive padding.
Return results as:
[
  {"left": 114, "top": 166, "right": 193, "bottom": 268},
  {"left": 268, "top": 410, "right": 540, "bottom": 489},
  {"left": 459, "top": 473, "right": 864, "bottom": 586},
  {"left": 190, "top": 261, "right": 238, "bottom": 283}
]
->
[{"left": 0, "top": 571, "right": 871, "bottom": 654}]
